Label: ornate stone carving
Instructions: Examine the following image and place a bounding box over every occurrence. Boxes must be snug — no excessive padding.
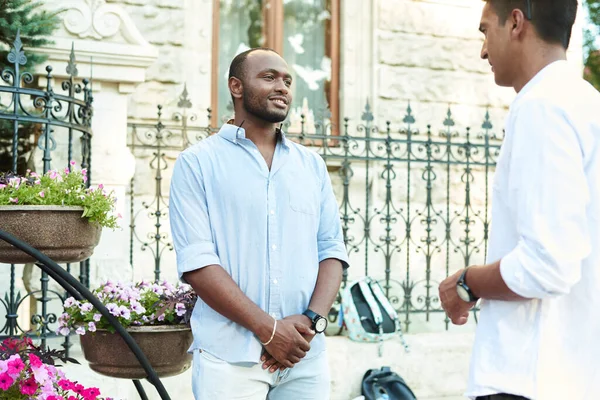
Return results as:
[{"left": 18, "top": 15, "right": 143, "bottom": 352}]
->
[{"left": 60, "top": 0, "right": 150, "bottom": 46}]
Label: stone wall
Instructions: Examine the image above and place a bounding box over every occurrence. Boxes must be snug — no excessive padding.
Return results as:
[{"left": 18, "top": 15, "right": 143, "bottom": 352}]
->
[
  {"left": 374, "top": 0, "right": 584, "bottom": 132},
  {"left": 106, "top": 0, "right": 213, "bottom": 121}
]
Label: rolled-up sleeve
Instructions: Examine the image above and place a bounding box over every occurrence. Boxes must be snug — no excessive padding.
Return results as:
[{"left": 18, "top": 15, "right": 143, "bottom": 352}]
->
[
  {"left": 499, "top": 101, "right": 591, "bottom": 298},
  {"left": 316, "top": 158, "right": 350, "bottom": 269},
  {"left": 169, "top": 151, "right": 221, "bottom": 281}
]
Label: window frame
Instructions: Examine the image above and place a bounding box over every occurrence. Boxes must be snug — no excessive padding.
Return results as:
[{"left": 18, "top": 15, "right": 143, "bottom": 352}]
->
[{"left": 211, "top": 0, "right": 341, "bottom": 135}]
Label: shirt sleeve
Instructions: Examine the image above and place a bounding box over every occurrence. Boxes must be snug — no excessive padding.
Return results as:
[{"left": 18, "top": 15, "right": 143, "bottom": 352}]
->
[
  {"left": 315, "top": 156, "right": 350, "bottom": 269},
  {"left": 499, "top": 100, "right": 591, "bottom": 298},
  {"left": 169, "top": 151, "right": 221, "bottom": 282}
]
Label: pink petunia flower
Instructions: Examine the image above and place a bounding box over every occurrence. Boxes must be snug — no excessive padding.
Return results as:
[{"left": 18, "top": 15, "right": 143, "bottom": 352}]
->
[
  {"left": 39, "top": 191, "right": 45, "bottom": 198},
  {"left": 8, "top": 357, "right": 25, "bottom": 374},
  {"left": 0, "top": 372, "right": 14, "bottom": 390},
  {"left": 57, "top": 379, "right": 73, "bottom": 391},
  {"left": 9, "top": 197, "right": 18, "bottom": 204},
  {"left": 19, "top": 376, "right": 37, "bottom": 395},
  {"left": 83, "top": 387, "right": 101, "bottom": 399},
  {"left": 29, "top": 353, "right": 43, "bottom": 368}
]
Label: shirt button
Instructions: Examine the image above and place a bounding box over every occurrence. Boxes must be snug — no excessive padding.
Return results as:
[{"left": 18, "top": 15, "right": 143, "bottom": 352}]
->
[
  {"left": 273, "top": 279, "right": 278, "bottom": 284},
  {"left": 270, "top": 210, "right": 275, "bottom": 215},
  {"left": 272, "top": 244, "right": 277, "bottom": 250}
]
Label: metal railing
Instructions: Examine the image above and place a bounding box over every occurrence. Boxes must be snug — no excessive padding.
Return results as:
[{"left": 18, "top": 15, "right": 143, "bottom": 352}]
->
[{"left": 0, "top": 31, "right": 93, "bottom": 350}]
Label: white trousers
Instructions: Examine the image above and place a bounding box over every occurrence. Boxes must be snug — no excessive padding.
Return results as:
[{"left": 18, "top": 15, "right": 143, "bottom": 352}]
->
[{"left": 191, "top": 349, "right": 331, "bottom": 400}]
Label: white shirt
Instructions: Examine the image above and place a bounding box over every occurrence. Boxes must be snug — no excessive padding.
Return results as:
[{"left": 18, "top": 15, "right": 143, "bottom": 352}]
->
[{"left": 466, "top": 61, "right": 600, "bottom": 400}]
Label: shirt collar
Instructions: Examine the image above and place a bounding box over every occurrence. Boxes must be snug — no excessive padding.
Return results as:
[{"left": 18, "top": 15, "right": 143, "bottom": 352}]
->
[{"left": 218, "top": 119, "right": 290, "bottom": 149}]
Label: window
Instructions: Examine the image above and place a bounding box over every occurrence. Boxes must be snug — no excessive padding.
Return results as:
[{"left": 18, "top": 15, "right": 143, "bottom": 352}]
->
[{"left": 212, "top": 0, "right": 340, "bottom": 134}]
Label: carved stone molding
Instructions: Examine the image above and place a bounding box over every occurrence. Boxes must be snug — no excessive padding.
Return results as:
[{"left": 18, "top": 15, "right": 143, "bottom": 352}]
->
[{"left": 56, "top": 0, "right": 151, "bottom": 46}]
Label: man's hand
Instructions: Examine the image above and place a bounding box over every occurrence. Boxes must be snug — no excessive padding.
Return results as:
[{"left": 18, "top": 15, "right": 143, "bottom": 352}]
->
[
  {"left": 261, "top": 314, "right": 315, "bottom": 373},
  {"left": 439, "top": 269, "right": 476, "bottom": 325},
  {"left": 262, "top": 318, "right": 313, "bottom": 369}
]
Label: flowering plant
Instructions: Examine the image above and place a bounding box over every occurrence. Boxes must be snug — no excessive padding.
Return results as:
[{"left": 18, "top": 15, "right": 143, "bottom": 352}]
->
[
  {"left": 58, "top": 280, "right": 196, "bottom": 336},
  {"left": 0, "top": 337, "right": 111, "bottom": 400},
  {"left": 0, "top": 163, "right": 119, "bottom": 229}
]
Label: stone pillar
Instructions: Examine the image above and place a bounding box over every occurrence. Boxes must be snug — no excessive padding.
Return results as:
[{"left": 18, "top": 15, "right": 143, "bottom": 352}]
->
[{"left": 38, "top": 0, "right": 158, "bottom": 284}]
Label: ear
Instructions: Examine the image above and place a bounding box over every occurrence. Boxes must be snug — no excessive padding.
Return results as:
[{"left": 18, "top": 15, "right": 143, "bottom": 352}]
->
[
  {"left": 229, "top": 76, "right": 243, "bottom": 101},
  {"left": 509, "top": 8, "right": 527, "bottom": 39}
]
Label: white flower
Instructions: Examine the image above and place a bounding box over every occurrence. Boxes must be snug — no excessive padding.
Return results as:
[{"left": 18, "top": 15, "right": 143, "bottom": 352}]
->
[
  {"left": 151, "top": 284, "right": 164, "bottom": 295},
  {"left": 106, "top": 303, "right": 119, "bottom": 316},
  {"left": 75, "top": 326, "right": 86, "bottom": 335},
  {"left": 175, "top": 303, "right": 186, "bottom": 317},
  {"left": 79, "top": 303, "right": 93, "bottom": 313},
  {"left": 88, "top": 322, "right": 97, "bottom": 332},
  {"left": 93, "top": 313, "right": 102, "bottom": 322},
  {"left": 58, "top": 312, "right": 69, "bottom": 323},
  {"left": 117, "top": 305, "right": 131, "bottom": 320},
  {"left": 130, "top": 301, "right": 146, "bottom": 314},
  {"left": 57, "top": 327, "right": 71, "bottom": 336},
  {"left": 64, "top": 297, "right": 78, "bottom": 308},
  {"left": 32, "top": 364, "right": 50, "bottom": 385}
]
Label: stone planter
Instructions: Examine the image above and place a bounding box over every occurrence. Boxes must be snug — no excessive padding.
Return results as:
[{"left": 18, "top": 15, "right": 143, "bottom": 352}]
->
[
  {"left": 0, "top": 205, "right": 102, "bottom": 264},
  {"left": 79, "top": 325, "right": 193, "bottom": 379}
]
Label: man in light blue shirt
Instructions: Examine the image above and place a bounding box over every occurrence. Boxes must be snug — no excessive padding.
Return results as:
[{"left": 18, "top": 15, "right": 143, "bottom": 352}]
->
[{"left": 169, "top": 48, "right": 349, "bottom": 399}]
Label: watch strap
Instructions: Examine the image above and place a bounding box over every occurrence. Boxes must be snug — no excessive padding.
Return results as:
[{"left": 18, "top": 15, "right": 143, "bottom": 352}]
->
[
  {"left": 302, "top": 309, "right": 319, "bottom": 323},
  {"left": 458, "top": 268, "right": 479, "bottom": 302}
]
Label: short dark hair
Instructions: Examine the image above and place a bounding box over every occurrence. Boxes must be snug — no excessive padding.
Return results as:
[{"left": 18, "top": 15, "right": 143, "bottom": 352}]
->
[
  {"left": 228, "top": 47, "right": 279, "bottom": 82},
  {"left": 485, "top": 0, "right": 578, "bottom": 48}
]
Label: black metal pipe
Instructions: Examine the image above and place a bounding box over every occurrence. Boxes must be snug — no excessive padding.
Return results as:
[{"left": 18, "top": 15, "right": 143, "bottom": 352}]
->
[
  {"left": 133, "top": 380, "right": 149, "bottom": 400},
  {"left": 0, "top": 229, "right": 171, "bottom": 400},
  {"left": 35, "top": 262, "right": 81, "bottom": 302}
]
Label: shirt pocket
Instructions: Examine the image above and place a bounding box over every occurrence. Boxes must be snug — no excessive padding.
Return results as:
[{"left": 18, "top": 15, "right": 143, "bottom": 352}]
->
[{"left": 288, "top": 175, "right": 319, "bottom": 216}]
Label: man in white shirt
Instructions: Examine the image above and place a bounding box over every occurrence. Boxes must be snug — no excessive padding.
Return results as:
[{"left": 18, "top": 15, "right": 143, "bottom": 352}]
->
[{"left": 439, "top": 1, "right": 600, "bottom": 399}]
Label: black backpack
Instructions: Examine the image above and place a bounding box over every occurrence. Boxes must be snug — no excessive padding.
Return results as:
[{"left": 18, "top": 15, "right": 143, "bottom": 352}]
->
[{"left": 361, "top": 367, "right": 417, "bottom": 400}]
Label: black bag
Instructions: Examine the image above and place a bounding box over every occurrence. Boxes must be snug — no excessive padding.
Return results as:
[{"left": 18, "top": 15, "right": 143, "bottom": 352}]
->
[{"left": 361, "top": 367, "right": 417, "bottom": 400}]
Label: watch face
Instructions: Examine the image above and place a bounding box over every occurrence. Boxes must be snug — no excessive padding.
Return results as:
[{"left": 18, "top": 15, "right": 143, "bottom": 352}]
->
[
  {"left": 315, "top": 317, "right": 328, "bottom": 333},
  {"left": 456, "top": 285, "right": 471, "bottom": 302}
]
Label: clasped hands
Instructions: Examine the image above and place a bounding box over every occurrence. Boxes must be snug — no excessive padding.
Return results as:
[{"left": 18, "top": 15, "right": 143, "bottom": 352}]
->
[{"left": 260, "top": 314, "right": 315, "bottom": 373}]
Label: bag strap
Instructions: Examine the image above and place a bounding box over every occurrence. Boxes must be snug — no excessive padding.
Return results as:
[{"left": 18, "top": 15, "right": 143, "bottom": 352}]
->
[
  {"left": 357, "top": 278, "right": 386, "bottom": 356},
  {"left": 369, "top": 280, "right": 410, "bottom": 354},
  {"left": 358, "top": 279, "right": 384, "bottom": 325},
  {"left": 369, "top": 280, "right": 398, "bottom": 321}
]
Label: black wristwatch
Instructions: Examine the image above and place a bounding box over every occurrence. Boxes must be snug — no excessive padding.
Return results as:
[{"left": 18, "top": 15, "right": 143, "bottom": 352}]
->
[
  {"left": 456, "top": 268, "right": 479, "bottom": 303},
  {"left": 303, "top": 309, "right": 328, "bottom": 333}
]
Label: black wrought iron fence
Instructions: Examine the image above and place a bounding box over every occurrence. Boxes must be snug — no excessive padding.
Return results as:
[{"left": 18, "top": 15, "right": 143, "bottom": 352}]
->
[
  {"left": 127, "top": 86, "right": 503, "bottom": 331},
  {"left": 0, "top": 32, "right": 94, "bottom": 350}
]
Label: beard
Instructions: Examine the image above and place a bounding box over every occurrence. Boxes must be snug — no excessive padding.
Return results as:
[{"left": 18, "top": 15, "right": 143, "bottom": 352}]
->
[{"left": 242, "top": 91, "right": 289, "bottom": 123}]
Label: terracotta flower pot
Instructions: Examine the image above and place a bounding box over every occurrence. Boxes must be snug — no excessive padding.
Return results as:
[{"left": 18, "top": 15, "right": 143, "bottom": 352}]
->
[
  {"left": 79, "top": 325, "right": 193, "bottom": 379},
  {"left": 0, "top": 205, "right": 102, "bottom": 264}
]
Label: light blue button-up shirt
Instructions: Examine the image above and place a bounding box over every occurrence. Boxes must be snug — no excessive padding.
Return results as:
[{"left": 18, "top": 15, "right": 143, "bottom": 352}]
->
[{"left": 169, "top": 123, "right": 349, "bottom": 363}]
